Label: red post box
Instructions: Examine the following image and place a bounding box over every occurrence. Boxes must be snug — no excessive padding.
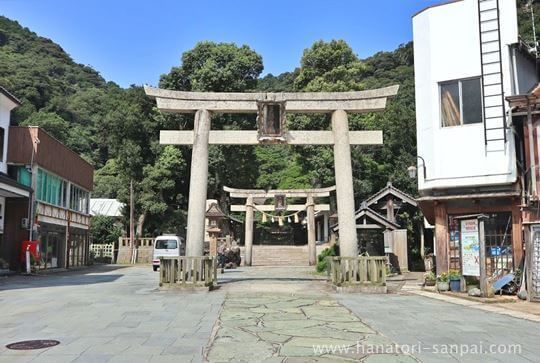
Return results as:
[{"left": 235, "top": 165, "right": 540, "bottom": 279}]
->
[{"left": 20, "top": 240, "right": 41, "bottom": 265}]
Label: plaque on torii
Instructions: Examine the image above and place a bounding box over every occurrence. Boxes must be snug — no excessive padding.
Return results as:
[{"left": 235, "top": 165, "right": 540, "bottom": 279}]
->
[{"left": 145, "top": 85, "right": 399, "bottom": 259}]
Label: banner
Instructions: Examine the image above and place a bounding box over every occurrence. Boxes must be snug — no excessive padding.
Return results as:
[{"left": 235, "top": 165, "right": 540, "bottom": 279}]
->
[{"left": 461, "top": 219, "right": 480, "bottom": 277}]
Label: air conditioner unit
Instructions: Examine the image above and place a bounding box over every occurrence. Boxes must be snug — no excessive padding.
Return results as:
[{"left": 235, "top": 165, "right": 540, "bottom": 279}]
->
[{"left": 21, "top": 218, "right": 29, "bottom": 229}]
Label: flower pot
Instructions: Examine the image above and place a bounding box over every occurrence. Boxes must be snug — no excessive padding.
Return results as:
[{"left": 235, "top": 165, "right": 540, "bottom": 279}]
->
[
  {"left": 449, "top": 278, "right": 461, "bottom": 292},
  {"left": 425, "top": 279, "right": 436, "bottom": 286},
  {"left": 437, "top": 281, "right": 449, "bottom": 291}
]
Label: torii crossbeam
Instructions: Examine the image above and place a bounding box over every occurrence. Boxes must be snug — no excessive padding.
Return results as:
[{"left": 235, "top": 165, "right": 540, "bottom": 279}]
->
[{"left": 145, "top": 85, "right": 399, "bottom": 259}]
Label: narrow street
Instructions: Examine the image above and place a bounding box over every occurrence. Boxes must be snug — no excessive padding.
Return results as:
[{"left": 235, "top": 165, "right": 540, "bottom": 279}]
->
[{"left": 1, "top": 265, "right": 538, "bottom": 362}]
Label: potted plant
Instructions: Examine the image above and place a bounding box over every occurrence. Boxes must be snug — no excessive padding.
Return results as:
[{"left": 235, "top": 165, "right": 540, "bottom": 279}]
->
[
  {"left": 436, "top": 272, "right": 450, "bottom": 292},
  {"left": 449, "top": 270, "right": 461, "bottom": 292},
  {"left": 424, "top": 271, "right": 436, "bottom": 286}
]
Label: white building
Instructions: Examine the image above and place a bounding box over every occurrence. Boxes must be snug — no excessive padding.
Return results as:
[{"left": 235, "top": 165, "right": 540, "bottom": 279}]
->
[
  {"left": 0, "top": 87, "right": 31, "bottom": 268},
  {"left": 413, "top": 0, "right": 539, "bottom": 275}
]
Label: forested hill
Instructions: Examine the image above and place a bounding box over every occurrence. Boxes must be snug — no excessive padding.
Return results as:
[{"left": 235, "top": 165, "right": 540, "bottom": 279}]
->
[
  {"left": 0, "top": 15, "right": 132, "bottom": 166},
  {"left": 1, "top": 2, "right": 536, "bottom": 236}
]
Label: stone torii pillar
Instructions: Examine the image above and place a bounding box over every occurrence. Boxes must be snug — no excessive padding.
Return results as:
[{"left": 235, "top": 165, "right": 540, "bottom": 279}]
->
[
  {"left": 332, "top": 110, "right": 357, "bottom": 258},
  {"left": 145, "top": 85, "right": 399, "bottom": 258},
  {"left": 185, "top": 110, "right": 210, "bottom": 256},
  {"left": 244, "top": 195, "right": 254, "bottom": 266},
  {"left": 306, "top": 194, "right": 316, "bottom": 265}
]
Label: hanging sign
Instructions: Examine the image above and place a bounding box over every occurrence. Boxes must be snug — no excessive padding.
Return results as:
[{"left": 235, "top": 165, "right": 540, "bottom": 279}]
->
[
  {"left": 274, "top": 194, "right": 286, "bottom": 212},
  {"left": 461, "top": 219, "right": 480, "bottom": 277}
]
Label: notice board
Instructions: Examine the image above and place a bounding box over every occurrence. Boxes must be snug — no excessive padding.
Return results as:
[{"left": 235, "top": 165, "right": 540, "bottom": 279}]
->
[{"left": 461, "top": 219, "right": 480, "bottom": 277}]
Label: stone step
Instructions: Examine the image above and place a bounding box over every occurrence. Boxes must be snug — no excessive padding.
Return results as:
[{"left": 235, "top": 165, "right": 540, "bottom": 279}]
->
[{"left": 241, "top": 245, "right": 315, "bottom": 266}]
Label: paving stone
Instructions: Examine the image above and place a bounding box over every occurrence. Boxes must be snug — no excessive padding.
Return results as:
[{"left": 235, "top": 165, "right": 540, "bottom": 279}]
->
[
  {"left": 257, "top": 331, "right": 292, "bottom": 344},
  {"left": 108, "top": 354, "right": 153, "bottom": 363},
  {"left": 32, "top": 354, "right": 81, "bottom": 363},
  {"left": 363, "top": 354, "right": 417, "bottom": 362},
  {"left": 326, "top": 321, "right": 376, "bottom": 334},
  {"left": 207, "top": 340, "right": 275, "bottom": 362}
]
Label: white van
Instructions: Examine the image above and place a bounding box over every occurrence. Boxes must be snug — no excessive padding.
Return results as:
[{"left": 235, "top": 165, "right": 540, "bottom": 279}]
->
[{"left": 152, "top": 235, "right": 185, "bottom": 271}]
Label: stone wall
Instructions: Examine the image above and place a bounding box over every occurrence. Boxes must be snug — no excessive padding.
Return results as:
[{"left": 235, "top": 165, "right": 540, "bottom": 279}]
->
[{"left": 116, "top": 238, "right": 155, "bottom": 264}]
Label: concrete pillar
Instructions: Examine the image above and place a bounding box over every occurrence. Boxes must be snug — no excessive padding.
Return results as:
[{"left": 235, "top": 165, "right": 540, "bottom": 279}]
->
[
  {"left": 244, "top": 195, "right": 254, "bottom": 266},
  {"left": 317, "top": 220, "right": 322, "bottom": 242},
  {"left": 185, "top": 109, "right": 211, "bottom": 256},
  {"left": 332, "top": 110, "right": 358, "bottom": 257},
  {"left": 307, "top": 194, "right": 316, "bottom": 265}
]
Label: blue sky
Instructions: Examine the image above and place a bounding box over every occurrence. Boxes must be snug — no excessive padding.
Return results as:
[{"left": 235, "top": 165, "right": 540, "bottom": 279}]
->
[{"left": 1, "top": 0, "right": 441, "bottom": 88}]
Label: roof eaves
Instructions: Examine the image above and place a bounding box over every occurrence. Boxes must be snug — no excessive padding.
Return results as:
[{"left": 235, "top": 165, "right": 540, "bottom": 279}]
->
[
  {"left": 413, "top": 0, "right": 463, "bottom": 18},
  {"left": 0, "top": 86, "right": 22, "bottom": 106}
]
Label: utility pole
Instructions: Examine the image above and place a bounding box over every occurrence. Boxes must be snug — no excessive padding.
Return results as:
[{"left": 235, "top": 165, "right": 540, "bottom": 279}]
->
[{"left": 130, "top": 180, "right": 135, "bottom": 264}]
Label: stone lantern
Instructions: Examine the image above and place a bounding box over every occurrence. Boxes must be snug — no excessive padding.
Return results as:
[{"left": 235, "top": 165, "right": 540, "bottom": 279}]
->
[{"left": 205, "top": 203, "right": 227, "bottom": 256}]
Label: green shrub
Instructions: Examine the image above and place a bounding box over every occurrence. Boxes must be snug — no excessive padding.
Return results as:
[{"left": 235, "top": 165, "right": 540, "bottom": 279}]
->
[{"left": 316, "top": 244, "right": 339, "bottom": 273}]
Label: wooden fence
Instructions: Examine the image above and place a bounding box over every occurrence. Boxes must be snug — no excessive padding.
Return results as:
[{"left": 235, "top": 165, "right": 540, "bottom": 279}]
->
[
  {"left": 90, "top": 243, "right": 115, "bottom": 261},
  {"left": 328, "top": 256, "right": 387, "bottom": 293},
  {"left": 159, "top": 256, "right": 217, "bottom": 289}
]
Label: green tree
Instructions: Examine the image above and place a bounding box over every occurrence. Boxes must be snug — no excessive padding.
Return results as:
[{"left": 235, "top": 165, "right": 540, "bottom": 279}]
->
[
  {"left": 294, "top": 40, "right": 367, "bottom": 91},
  {"left": 90, "top": 215, "right": 123, "bottom": 244},
  {"left": 160, "top": 41, "right": 263, "bottom": 92},
  {"left": 19, "top": 111, "right": 70, "bottom": 144},
  {"left": 139, "top": 145, "right": 187, "bottom": 235}
]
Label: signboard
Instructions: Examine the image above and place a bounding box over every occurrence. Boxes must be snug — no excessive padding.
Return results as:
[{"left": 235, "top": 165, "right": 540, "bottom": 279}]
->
[
  {"left": 274, "top": 194, "right": 286, "bottom": 212},
  {"left": 461, "top": 219, "right": 480, "bottom": 277}
]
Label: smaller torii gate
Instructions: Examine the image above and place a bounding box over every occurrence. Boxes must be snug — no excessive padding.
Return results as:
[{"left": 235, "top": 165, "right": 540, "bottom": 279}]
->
[{"left": 224, "top": 186, "right": 336, "bottom": 266}]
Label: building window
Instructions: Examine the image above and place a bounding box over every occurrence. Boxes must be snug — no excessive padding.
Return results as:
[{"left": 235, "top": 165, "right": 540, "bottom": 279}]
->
[
  {"left": 70, "top": 184, "right": 89, "bottom": 214},
  {"left": 440, "top": 78, "right": 483, "bottom": 127},
  {"left": 16, "top": 167, "right": 32, "bottom": 187},
  {"left": 36, "top": 169, "right": 69, "bottom": 208}
]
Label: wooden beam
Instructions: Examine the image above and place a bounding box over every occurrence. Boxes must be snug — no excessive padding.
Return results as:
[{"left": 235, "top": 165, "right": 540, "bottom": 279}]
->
[
  {"left": 231, "top": 204, "right": 330, "bottom": 212},
  {"left": 355, "top": 224, "right": 383, "bottom": 229},
  {"left": 161, "top": 130, "right": 383, "bottom": 146}
]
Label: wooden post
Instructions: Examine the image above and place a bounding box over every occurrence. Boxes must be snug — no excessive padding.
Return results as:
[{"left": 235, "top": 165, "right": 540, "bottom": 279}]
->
[
  {"left": 386, "top": 196, "right": 395, "bottom": 223},
  {"left": 512, "top": 204, "right": 523, "bottom": 268},
  {"left": 479, "top": 217, "right": 492, "bottom": 298},
  {"left": 420, "top": 222, "right": 425, "bottom": 259},
  {"left": 434, "top": 202, "right": 449, "bottom": 275},
  {"left": 209, "top": 235, "right": 217, "bottom": 257}
]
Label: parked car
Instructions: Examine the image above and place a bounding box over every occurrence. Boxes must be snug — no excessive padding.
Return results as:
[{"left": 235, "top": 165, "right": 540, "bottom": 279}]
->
[{"left": 152, "top": 235, "right": 185, "bottom": 271}]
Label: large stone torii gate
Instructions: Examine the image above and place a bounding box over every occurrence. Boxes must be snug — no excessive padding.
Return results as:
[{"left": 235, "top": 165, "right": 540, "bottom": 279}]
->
[
  {"left": 224, "top": 185, "right": 335, "bottom": 266},
  {"left": 144, "top": 85, "right": 399, "bottom": 259}
]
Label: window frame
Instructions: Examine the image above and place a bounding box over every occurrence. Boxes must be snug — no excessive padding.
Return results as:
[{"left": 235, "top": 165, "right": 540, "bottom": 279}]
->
[{"left": 439, "top": 76, "right": 484, "bottom": 128}]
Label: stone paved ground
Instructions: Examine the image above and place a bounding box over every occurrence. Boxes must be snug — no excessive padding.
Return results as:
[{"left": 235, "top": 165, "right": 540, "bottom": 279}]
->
[
  {"left": 338, "top": 293, "right": 540, "bottom": 362},
  {"left": 207, "top": 267, "right": 416, "bottom": 362},
  {"left": 1, "top": 265, "right": 539, "bottom": 362},
  {"left": 0, "top": 265, "right": 223, "bottom": 362}
]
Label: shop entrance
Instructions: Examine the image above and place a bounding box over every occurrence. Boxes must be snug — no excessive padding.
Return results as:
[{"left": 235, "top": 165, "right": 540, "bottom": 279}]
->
[{"left": 40, "top": 224, "right": 65, "bottom": 269}]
